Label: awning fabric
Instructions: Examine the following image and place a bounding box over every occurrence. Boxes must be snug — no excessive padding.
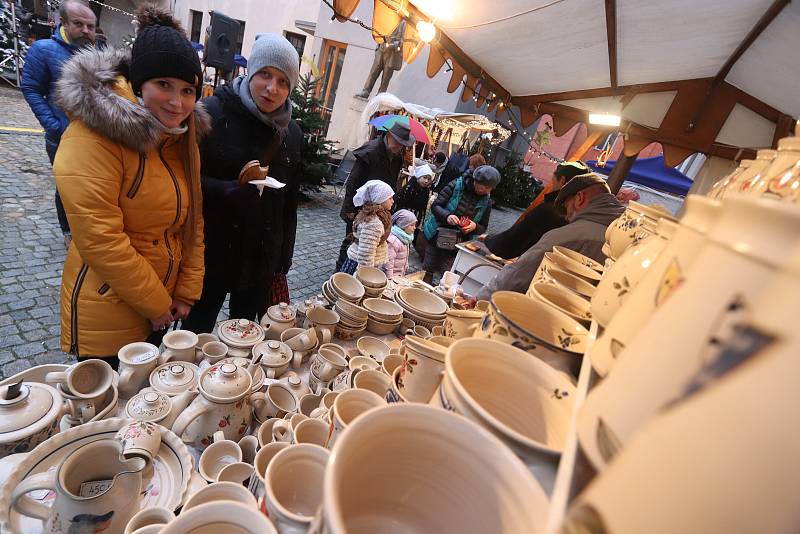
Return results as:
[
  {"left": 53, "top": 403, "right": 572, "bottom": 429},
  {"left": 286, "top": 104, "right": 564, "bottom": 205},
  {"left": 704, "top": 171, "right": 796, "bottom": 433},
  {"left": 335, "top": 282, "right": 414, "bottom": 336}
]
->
[{"left": 587, "top": 156, "right": 693, "bottom": 196}]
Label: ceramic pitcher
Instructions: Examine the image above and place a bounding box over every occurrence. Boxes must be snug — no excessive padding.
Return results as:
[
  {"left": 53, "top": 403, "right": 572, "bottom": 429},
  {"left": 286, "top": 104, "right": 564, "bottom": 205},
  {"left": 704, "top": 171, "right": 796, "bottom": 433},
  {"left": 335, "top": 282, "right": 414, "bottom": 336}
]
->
[{"left": 11, "top": 439, "right": 145, "bottom": 533}]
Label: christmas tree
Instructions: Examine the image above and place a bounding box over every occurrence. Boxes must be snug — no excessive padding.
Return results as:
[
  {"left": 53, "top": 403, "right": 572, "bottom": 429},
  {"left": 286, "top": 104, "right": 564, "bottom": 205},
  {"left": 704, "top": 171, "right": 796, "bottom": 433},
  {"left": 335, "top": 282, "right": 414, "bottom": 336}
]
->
[
  {"left": 290, "top": 72, "right": 337, "bottom": 191},
  {"left": 491, "top": 150, "right": 543, "bottom": 209}
]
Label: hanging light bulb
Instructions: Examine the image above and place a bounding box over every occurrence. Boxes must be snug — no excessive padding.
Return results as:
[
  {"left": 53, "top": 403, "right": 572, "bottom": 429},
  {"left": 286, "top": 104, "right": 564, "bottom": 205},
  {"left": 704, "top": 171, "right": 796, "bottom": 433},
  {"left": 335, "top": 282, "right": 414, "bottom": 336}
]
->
[{"left": 416, "top": 21, "right": 437, "bottom": 43}]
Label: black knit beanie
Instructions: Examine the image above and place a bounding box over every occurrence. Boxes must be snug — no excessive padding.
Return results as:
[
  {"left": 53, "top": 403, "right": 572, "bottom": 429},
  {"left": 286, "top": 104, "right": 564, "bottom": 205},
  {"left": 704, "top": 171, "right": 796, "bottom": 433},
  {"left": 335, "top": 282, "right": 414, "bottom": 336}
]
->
[{"left": 129, "top": 6, "right": 202, "bottom": 98}]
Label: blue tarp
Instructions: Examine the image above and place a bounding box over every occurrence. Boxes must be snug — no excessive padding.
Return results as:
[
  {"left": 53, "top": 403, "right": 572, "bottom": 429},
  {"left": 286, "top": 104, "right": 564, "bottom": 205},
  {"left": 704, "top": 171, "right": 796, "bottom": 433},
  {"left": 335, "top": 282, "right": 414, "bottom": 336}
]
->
[{"left": 587, "top": 155, "right": 693, "bottom": 197}]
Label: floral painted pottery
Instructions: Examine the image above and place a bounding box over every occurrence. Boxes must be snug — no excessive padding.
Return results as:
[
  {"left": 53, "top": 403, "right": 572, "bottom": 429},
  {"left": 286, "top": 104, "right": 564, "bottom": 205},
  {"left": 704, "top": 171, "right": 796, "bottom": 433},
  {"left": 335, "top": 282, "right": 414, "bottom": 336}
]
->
[
  {"left": 589, "top": 195, "right": 721, "bottom": 377},
  {"left": 397, "top": 335, "right": 446, "bottom": 403},
  {"left": 252, "top": 340, "right": 292, "bottom": 378},
  {"left": 474, "top": 291, "right": 587, "bottom": 378},
  {"left": 0, "top": 418, "right": 193, "bottom": 532},
  {"left": 11, "top": 439, "right": 145, "bottom": 534},
  {"left": 280, "top": 372, "right": 311, "bottom": 402},
  {"left": 0, "top": 382, "right": 62, "bottom": 458},
  {"left": 117, "top": 342, "right": 160, "bottom": 399},
  {"left": 748, "top": 133, "right": 800, "bottom": 202},
  {"left": 311, "top": 348, "right": 348, "bottom": 382},
  {"left": 529, "top": 282, "right": 593, "bottom": 328},
  {"left": 171, "top": 363, "right": 266, "bottom": 450},
  {"left": 442, "top": 339, "right": 574, "bottom": 492},
  {"left": 606, "top": 201, "right": 674, "bottom": 260},
  {"left": 322, "top": 404, "right": 548, "bottom": 534},
  {"left": 125, "top": 390, "right": 172, "bottom": 424},
  {"left": 115, "top": 420, "right": 161, "bottom": 462},
  {"left": 578, "top": 195, "right": 800, "bottom": 472},
  {"left": 707, "top": 159, "right": 751, "bottom": 199},
  {"left": 260, "top": 302, "right": 297, "bottom": 341},
  {"left": 217, "top": 356, "right": 265, "bottom": 394},
  {"left": 148, "top": 361, "right": 201, "bottom": 412},
  {"left": 552, "top": 245, "right": 604, "bottom": 273},
  {"left": 529, "top": 264, "right": 597, "bottom": 300},
  {"left": 217, "top": 318, "right": 265, "bottom": 350},
  {"left": 443, "top": 307, "right": 484, "bottom": 339},
  {"left": 590, "top": 218, "right": 678, "bottom": 327},
  {"left": 724, "top": 149, "right": 776, "bottom": 197}
]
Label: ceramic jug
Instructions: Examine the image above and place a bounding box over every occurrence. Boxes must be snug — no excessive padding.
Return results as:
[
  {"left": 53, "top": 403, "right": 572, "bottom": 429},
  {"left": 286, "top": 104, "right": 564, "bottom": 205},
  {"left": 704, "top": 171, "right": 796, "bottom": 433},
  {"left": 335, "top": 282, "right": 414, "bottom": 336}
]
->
[
  {"left": 749, "top": 132, "right": 800, "bottom": 202},
  {"left": 728, "top": 149, "right": 776, "bottom": 196},
  {"left": 260, "top": 302, "right": 297, "bottom": 341},
  {"left": 11, "top": 439, "right": 145, "bottom": 533},
  {"left": 171, "top": 362, "right": 266, "bottom": 450}
]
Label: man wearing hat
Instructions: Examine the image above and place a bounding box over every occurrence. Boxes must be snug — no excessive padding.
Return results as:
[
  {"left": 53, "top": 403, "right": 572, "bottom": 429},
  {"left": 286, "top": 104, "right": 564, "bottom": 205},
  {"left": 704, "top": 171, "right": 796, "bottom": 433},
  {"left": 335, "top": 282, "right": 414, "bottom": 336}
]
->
[
  {"left": 476, "top": 173, "right": 624, "bottom": 300},
  {"left": 336, "top": 122, "right": 415, "bottom": 271},
  {"left": 481, "top": 161, "right": 591, "bottom": 259}
]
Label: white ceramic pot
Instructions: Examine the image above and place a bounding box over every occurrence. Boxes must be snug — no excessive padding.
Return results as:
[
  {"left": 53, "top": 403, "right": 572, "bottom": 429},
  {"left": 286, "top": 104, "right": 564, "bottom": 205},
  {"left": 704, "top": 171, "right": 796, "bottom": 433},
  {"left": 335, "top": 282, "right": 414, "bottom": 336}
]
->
[
  {"left": 396, "top": 335, "right": 446, "bottom": 403},
  {"left": 443, "top": 307, "right": 484, "bottom": 339},
  {"left": 588, "top": 195, "right": 720, "bottom": 377},
  {"left": 261, "top": 302, "right": 298, "bottom": 341},
  {"left": 117, "top": 342, "right": 160, "bottom": 399},
  {"left": 252, "top": 340, "right": 293, "bottom": 378},
  {"left": 748, "top": 134, "right": 800, "bottom": 201},
  {"left": 0, "top": 382, "right": 63, "bottom": 458},
  {"left": 723, "top": 149, "right": 776, "bottom": 197},
  {"left": 322, "top": 404, "right": 548, "bottom": 534},
  {"left": 578, "top": 195, "right": 800, "bottom": 471},
  {"left": 606, "top": 201, "right": 675, "bottom": 260},
  {"left": 590, "top": 218, "right": 678, "bottom": 327}
]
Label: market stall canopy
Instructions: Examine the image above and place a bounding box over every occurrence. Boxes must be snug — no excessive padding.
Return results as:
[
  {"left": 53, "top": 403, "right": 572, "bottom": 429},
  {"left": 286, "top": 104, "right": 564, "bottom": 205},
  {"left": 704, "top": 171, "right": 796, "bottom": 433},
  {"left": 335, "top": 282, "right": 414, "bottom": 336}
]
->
[
  {"left": 332, "top": 0, "right": 798, "bottom": 166},
  {"left": 587, "top": 156, "right": 694, "bottom": 197}
]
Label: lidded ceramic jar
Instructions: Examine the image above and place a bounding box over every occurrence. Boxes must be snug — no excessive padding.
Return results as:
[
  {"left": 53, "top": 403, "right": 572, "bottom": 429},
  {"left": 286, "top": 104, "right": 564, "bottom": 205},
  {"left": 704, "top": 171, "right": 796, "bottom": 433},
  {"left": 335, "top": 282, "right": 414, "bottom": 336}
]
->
[
  {"left": 295, "top": 299, "right": 315, "bottom": 327},
  {"left": 149, "top": 362, "right": 201, "bottom": 397},
  {"left": 252, "top": 340, "right": 293, "bottom": 379},
  {"left": 261, "top": 302, "right": 297, "bottom": 340},
  {"left": 217, "top": 319, "right": 265, "bottom": 349},
  {"left": 125, "top": 390, "right": 172, "bottom": 423},
  {"left": 0, "top": 382, "right": 62, "bottom": 457}
]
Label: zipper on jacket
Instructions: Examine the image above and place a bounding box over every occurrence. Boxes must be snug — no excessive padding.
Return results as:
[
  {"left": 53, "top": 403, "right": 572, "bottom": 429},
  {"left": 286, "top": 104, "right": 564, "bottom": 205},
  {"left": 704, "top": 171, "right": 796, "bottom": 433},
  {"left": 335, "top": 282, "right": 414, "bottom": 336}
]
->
[
  {"left": 98, "top": 282, "right": 110, "bottom": 295},
  {"left": 159, "top": 146, "right": 181, "bottom": 286},
  {"left": 125, "top": 152, "right": 147, "bottom": 199},
  {"left": 70, "top": 264, "right": 89, "bottom": 356}
]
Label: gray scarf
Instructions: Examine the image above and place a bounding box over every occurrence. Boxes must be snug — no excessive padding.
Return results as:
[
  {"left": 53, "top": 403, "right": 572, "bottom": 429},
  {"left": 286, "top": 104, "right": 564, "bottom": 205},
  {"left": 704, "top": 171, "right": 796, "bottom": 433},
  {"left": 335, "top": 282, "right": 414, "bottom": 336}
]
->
[{"left": 233, "top": 75, "right": 292, "bottom": 136}]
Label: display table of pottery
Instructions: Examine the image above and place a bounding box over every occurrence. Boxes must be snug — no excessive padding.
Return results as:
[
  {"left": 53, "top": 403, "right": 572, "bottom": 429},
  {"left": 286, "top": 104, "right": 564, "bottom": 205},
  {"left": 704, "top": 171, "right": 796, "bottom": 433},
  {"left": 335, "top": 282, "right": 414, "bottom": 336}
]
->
[{"left": 451, "top": 242, "right": 503, "bottom": 295}]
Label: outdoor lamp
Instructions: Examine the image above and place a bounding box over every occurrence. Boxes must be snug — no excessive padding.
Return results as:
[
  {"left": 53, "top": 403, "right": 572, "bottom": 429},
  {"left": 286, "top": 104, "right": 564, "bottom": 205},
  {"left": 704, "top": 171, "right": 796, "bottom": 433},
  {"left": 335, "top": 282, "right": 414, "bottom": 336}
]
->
[
  {"left": 417, "top": 21, "right": 437, "bottom": 43},
  {"left": 589, "top": 113, "right": 621, "bottom": 127}
]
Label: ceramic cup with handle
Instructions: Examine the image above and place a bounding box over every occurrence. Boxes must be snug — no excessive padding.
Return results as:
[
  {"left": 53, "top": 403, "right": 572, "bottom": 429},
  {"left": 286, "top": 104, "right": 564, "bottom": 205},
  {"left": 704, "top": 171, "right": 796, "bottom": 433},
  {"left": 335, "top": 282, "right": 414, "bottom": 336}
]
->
[
  {"left": 11, "top": 439, "right": 145, "bottom": 534},
  {"left": 114, "top": 420, "right": 161, "bottom": 463},
  {"left": 293, "top": 418, "right": 330, "bottom": 448},
  {"left": 198, "top": 430, "right": 243, "bottom": 483},
  {"left": 396, "top": 335, "right": 446, "bottom": 403},
  {"left": 265, "top": 443, "right": 330, "bottom": 534},
  {"left": 238, "top": 435, "right": 259, "bottom": 465},
  {"left": 124, "top": 507, "right": 175, "bottom": 534},
  {"left": 310, "top": 347, "right": 348, "bottom": 382},
  {"left": 304, "top": 306, "right": 339, "bottom": 344},
  {"left": 45, "top": 359, "right": 114, "bottom": 399},
  {"left": 250, "top": 441, "right": 291, "bottom": 506},
  {"left": 199, "top": 341, "right": 228, "bottom": 368},
  {"left": 117, "top": 342, "right": 160, "bottom": 399},
  {"left": 163, "top": 501, "right": 272, "bottom": 533},
  {"left": 328, "top": 388, "right": 385, "bottom": 448},
  {"left": 216, "top": 461, "right": 254, "bottom": 485},
  {"left": 254, "top": 383, "right": 298, "bottom": 423}
]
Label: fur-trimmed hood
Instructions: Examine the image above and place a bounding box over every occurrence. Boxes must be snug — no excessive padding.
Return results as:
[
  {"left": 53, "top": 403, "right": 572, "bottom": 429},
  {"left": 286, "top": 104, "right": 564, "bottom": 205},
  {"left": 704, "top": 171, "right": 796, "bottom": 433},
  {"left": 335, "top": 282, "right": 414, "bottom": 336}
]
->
[{"left": 55, "top": 47, "right": 210, "bottom": 152}]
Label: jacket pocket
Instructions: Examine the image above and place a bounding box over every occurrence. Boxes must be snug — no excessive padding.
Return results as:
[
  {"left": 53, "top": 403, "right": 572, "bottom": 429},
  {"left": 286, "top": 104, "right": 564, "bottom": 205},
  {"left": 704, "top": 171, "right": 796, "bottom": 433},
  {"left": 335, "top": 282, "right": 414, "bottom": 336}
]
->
[{"left": 125, "top": 152, "right": 146, "bottom": 199}]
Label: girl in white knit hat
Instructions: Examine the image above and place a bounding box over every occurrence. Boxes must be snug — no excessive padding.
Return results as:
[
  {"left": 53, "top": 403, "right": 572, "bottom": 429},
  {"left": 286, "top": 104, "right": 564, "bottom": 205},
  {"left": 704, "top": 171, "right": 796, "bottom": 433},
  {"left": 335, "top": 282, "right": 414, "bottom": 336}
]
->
[{"left": 339, "top": 180, "right": 395, "bottom": 275}]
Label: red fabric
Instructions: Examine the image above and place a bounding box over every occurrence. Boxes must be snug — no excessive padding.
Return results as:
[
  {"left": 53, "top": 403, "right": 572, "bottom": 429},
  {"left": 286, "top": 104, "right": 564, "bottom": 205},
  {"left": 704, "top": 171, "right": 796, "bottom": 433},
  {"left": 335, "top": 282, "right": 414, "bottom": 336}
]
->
[{"left": 269, "top": 274, "right": 290, "bottom": 306}]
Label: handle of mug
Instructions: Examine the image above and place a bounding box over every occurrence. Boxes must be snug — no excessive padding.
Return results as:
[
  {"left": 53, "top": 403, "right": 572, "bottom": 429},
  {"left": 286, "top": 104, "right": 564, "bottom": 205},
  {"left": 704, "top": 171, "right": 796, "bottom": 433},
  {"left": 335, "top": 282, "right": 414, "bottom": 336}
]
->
[
  {"left": 44, "top": 371, "right": 66, "bottom": 385},
  {"left": 213, "top": 430, "right": 225, "bottom": 443},
  {"left": 79, "top": 401, "right": 96, "bottom": 422},
  {"left": 291, "top": 351, "right": 303, "bottom": 369},
  {"left": 265, "top": 367, "right": 277, "bottom": 379},
  {"left": 272, "top": 420, "right": 293, "bottom": 443},
  {"left": 320, "top": 329, "right": 331, "bottom": 344},
  {"left": 171, "top": 399, "right": 212, "bottom": 440},
  {"left": 11, "top": 471, "right": 56, "bottom": 520}
]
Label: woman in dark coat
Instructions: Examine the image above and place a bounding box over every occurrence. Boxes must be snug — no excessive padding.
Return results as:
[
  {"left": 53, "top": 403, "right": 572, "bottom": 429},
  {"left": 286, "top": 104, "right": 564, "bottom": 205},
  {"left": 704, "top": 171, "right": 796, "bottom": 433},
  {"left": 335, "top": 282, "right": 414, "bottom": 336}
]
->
[{"left": 183, "top": 33, "right": 303, "bottom": 333}]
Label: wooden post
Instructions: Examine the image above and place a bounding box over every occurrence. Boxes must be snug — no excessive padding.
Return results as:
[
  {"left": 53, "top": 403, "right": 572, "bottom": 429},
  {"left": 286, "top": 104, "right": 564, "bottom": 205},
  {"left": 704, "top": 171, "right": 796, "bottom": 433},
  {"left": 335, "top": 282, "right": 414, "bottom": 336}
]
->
[{"left": 607, "top": 152, "right": 638, "bottom": 193}]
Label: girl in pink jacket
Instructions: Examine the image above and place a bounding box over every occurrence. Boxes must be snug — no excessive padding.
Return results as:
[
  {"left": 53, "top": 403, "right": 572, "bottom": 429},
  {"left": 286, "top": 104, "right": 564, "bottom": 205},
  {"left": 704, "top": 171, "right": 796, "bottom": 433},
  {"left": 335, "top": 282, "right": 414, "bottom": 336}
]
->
[{"left": 383, "top": 209, "right": 418, "bottom": 278}]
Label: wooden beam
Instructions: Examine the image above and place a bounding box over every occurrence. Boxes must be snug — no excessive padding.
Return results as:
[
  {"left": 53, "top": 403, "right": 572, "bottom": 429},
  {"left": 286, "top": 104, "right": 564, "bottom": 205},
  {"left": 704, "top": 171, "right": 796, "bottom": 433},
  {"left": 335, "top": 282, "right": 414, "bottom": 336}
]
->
[
  {"left": 567, "top": 131, "right": 603, "bottom": 162},
  {"left": 607, "top": 152, "right": 638, "bottom": 193},
  {"left": 512, "top": 78, "right": 707, "bottom": 107},
  {"left": 604, "top": 0, "right": 617, "bottom": 88},
  {"left": 686, "top": 0, "right": 790, "bottom": 132}
]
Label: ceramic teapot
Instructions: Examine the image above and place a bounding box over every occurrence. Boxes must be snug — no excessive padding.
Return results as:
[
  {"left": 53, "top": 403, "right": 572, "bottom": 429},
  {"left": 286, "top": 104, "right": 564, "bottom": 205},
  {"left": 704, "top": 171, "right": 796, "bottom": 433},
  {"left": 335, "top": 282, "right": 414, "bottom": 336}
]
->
[
  {"left": 171, "top": 363, "right": 266, "bottom": 449},
  {"left": 252, "top": 340, "right": 294, "bottom": 377},
  {"left": 260, "top": 302, "right": 297, "bottom": 341},
  {"left": 0, "top": 381, "right": 64, "bottom": 458},
  {"left": 217, "top": 319, "right": 266, "bottom": 358},
  {"left": 218, "top": 355, "right": 266, "bottom": 394}
]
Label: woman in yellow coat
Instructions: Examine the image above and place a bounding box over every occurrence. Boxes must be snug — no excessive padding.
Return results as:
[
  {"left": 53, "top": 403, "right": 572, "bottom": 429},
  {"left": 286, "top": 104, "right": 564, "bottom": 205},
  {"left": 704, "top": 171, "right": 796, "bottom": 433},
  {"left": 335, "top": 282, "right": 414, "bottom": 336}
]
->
[{"left": 53, "top": 6, "right": 208, "bottom": 367}]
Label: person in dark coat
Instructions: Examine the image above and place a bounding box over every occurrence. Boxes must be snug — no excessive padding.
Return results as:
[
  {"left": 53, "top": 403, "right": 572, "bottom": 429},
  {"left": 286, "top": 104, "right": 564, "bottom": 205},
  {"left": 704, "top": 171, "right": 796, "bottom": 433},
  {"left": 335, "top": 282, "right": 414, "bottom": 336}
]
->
[
  {"left": 480, "top": 161, "right": 590, "bottom": 259},
  {"left": 335, "top": 122, "right": 415, "bottom": 271},
  {"left": 183, "top": 33, "right": 303, "bottom": 333},
  {"left": 434, "top": 152, "right": 484, "bottom": 193},
  {"left": 21, "top": 0, "right": 97, "bottom": 243},
  {"left": 421, "top": 165, "right": 501, "bottom": 283}
]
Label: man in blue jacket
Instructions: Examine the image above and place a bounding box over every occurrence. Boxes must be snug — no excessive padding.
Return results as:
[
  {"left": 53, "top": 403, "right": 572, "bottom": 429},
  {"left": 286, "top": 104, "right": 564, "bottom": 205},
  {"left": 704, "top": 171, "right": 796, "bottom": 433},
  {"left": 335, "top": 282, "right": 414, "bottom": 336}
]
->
[{"left": 21, "top": 0, "right": 96, "bottom": 244}]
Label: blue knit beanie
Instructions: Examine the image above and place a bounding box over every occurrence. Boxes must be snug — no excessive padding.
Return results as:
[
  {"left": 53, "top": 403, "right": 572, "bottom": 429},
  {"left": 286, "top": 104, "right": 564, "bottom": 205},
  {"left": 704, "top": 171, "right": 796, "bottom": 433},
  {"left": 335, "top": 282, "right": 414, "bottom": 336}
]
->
[{"left": 247, "top": 33, "right": 300, "bottom": 91}]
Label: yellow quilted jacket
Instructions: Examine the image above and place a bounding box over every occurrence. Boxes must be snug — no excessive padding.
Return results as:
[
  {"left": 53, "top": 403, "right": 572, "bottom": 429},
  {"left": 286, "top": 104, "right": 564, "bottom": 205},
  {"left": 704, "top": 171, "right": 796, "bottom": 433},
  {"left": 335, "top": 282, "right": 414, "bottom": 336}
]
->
[{"left": 53, "top": 49, "right": 209, "bottom": 357}]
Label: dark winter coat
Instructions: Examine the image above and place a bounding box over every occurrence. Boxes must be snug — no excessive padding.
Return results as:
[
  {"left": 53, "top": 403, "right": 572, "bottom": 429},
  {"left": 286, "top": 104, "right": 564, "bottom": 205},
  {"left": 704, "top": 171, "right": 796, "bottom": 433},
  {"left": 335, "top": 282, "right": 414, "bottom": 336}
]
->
[
  {"left": 394, "top": 177, "right": 432, "bottom": 222},
  {"left": 199, "top": 84, "right": 303, "bottom": 302},
  {"left": 430, "top": 177, "right": 492, "bottom": 238},
  {"left": 433, "top": 151, "right": 468, "bottom": 193},
  {"left": 340, "top": 135, "right": 403, "bottom": 219},
  {"left": 21, "top": 26, "right": 81, "bottom": 151},
  {"left": 484, "top": 189, "right": 567, "bottom": 259}
]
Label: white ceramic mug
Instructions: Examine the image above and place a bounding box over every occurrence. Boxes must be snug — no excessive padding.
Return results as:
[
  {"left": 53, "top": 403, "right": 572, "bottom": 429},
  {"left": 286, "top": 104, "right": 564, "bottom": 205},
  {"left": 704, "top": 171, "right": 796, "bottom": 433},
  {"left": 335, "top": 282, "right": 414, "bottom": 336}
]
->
[
  {"left": 396, "top": 335, "right": 446, "bottom": 403},
  {"left": 294, "top": 418, "right": 330, "bottom": 448},
  {"left": 310, "top": 348, "right": 348, "bottom": 382},
  {"left": 250, "top": 441, "right": 291, "bottom": 505},
  {"left": 125, "top": 507, "right": 175, "bottom": 534},
  {"left": 198, "top": 431, "right": 243, "bottom": 483},
  {"left": 254, "top": 383, "right": 298, "bottom": 422},
  {"left": 117, "top": 342, "right": 160, "bottom": 399},
  {"left": 354, "top": 369, "right": 392, "bottom": 398},
  {"left": 200, "top": 341, "right": 228, "bottom": 367},
  {"left": 265, "top": 444, "right": 330, "bottom": 534},
  {"left": 238, "top": 435, "right": 259, "bottom": 465},
  {"left": 181, "top": 481, "right": 258, "bottom": 511},
  {"left": 45, "top": 359, "right": 114, "bottom": 399},
  {"left": 328, "top": 388, "right": 385, "bottom": 448},
  {"left": 114, "top": 420, "right": 161, "bottom": 462},
  {"left": 304, "top": 306, "right": 339, "bottom": 343}
]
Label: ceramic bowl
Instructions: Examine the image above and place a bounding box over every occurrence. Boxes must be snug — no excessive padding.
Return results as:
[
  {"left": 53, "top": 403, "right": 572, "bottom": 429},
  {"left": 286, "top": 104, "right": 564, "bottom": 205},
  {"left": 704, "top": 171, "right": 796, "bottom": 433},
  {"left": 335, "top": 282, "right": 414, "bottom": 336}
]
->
[
  {"left": 163, "top": 329, "right": 199, "bottom": 354},
  {"left": 330, "top": 273, "right": 366, "bottom": 301},
  {"left": 552, "top": 245, "right": 604, "bottom": 273},
  {"left": 356, "top": 337, "right": 390, "bottom": 360},
  {"left": 543, "top": 251, "right": 603, "bottom": 284},
  {"left": 334, "top": 300, "right": 369, "bottom": 323},
  {"left": 396, "top": 287, "right": 448, "bottom": 318},
  {"left": 530, "top": 283, "right": 593, "bottom": 327},
  {"left": 366, "top": 317, "right": 401, "bottom": 336},
  {"left": 362, "top": 298, "right": 404, "bottom": 322},
  {"left": 354, "top": 266, "right": 388, "bottom": 288},
  {"left": 335, "top": 324, "right": 366, "bottom": 341},
  {"left": 539, "top": 266, "right": 597, "bottom": 299},
  {"left": 349, "top": 356, "right": 380, "bottom": 372},
  {"left": 322, "top": 404, "right": 548, "bottom": 534},
  {"left": 400, "top": 309, "right": 445, "bottom": 331}
]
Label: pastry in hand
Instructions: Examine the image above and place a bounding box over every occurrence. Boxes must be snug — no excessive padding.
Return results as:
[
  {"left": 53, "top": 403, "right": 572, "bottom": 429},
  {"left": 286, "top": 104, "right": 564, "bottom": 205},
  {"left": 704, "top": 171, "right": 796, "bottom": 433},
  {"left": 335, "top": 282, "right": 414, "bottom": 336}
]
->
[{"left": 238, "top": 160, "right": 269, "bottom": 185}]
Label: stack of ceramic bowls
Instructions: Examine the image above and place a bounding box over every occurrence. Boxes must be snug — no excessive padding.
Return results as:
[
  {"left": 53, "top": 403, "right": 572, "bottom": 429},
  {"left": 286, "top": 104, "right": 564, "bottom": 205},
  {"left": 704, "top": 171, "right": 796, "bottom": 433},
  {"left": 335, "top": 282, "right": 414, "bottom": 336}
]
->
[
  {"left": 333, "top": 299, "right": 368, "bottom": 335},
  {"left": 393, "top": 287, "right": 448, "bottom": 330},
  {"left": 322, "top": 273, "right": 365, "bottom": 305},
  {"left": 354, "top": 266, "right": 388, "bottom": 298},
  {"left": 362, "top": 297, "right": 404, "bottom": 335}
]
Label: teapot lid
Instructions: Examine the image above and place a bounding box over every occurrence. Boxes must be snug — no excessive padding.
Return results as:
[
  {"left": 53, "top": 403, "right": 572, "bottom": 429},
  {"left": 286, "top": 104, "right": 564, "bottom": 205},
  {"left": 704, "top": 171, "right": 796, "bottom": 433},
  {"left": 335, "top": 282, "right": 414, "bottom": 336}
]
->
[
  {"left": 252, "top": 340, "right": 292, "bottom": 367},
  {"left": 218, "top": 319, "right": 265, "bottom": 348},
  {"left": 267, "top": 302, "right": 296, "bottom": 322},
  {"left": 219, "top": 356, "right": 265, "bottom": 393},
  {"left": 199, "top": 362, "right": 252, "bottom": 403},
  {"left": 0, "top": 381, "right": 60, "bottom": 439},
  {"left": 150, "top": 362, "right": 200, "bottom": 396},
  {"left": 125, "top": 390, "right": 172, "bottom": 423}
]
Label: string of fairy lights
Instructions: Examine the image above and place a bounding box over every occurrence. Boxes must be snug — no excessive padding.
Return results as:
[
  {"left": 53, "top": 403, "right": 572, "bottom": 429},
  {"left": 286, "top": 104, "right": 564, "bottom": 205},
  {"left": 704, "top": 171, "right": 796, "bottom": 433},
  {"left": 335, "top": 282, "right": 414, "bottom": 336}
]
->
[{"left": 46, "top": 0, "right": 134, "bottom": 17}]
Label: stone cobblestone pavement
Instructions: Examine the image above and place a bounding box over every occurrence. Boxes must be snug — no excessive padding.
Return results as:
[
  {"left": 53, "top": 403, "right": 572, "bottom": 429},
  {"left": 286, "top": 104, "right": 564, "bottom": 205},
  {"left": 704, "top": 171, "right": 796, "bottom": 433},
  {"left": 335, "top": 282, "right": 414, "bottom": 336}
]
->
[{"left": 0, "top": 86, "right": 521, "bottom": 379}]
